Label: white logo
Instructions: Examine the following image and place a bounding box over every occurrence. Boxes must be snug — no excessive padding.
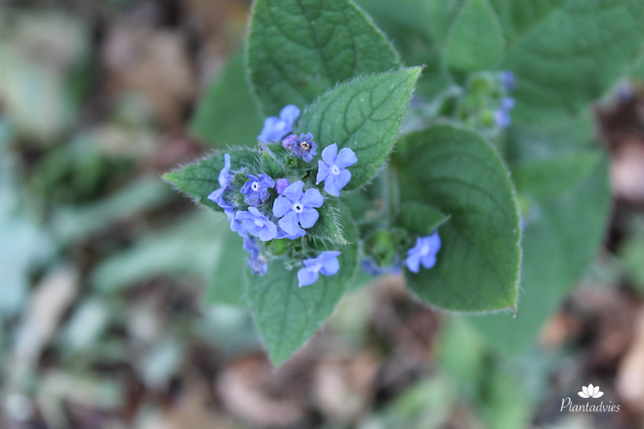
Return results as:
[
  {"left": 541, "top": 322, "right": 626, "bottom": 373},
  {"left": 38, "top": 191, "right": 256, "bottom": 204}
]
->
[{"left": 578, "top": 384, "right": 604, "bottom": 399}]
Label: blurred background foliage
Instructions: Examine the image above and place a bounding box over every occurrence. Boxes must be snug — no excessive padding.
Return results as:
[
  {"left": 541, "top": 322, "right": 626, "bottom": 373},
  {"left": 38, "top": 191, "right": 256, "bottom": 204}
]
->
[{"left": 2, "top": 1, "right": 644, "bottom": 428}]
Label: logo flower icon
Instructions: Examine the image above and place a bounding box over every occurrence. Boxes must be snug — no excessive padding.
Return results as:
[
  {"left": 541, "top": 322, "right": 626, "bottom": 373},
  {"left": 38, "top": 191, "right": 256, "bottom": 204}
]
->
[{"left": 578, "top": 384, "right": 604, "bottom": 398}]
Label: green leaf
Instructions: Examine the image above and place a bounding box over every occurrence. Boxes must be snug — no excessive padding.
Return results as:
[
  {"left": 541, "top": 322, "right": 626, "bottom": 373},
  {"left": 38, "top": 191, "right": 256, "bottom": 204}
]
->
[
  {"left": 247, "top": 0, "right": 400, "bottom": 115},
  {"left": 299, "top": 68, "right": 421, "bottom": 190},
  {"left": 474, "top": 156, "right": 610, "bottom": 354},
  {"left": 472, "top": 112, "right": 611, "bottom": 354},
  {"left": 445, "top": 0, "right": 504, "bottom": 72},
  {"left": 245, "top": 204, "right": 359, "bottom": 365},
  {"left": 356, "top": 0, "right": 453, "bottom": 98},
  {"left": 305, "top": 197, "right": 347, "bottom": 244},
  {"left": 510, "top": 151, "right": 601, "bottom": 198},
  {"left": 500, "top": 0, "right": 644, "bottom": 123},
  {"left": 399, "top": 202, "right": 450, "bottom": 235},
  {"left": 190, "top": 50, "right": 263, "bottom": 148},
  {"left": 163, "top": 149, "right": 259, "bottom": 211},
  {"left": 393, "top": 124, "right": 521, "bottom": 312},
  {"left": 204, "top": 230, "right": 246, "bottom": 307}
]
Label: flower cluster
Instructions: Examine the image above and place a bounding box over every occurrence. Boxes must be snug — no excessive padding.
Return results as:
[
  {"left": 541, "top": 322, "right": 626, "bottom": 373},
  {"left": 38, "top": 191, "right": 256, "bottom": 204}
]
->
[
  {"left": 207, "top": 106, "right": 358, "bottom": 286},
  {"left": 495, "top": 71, "right": 516, "bottom": 129}
]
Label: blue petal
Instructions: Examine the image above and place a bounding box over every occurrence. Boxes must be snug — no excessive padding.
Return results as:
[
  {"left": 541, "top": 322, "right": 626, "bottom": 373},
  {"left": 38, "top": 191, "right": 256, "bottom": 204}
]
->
[
  {"left": 257, "top": 220, "right": 277, "bottom": 241},
  {"left": 421, "top": 253, "right": 437, "bottom": 269},
  {"left": 272, "top": 195, "right": 292, "bottom": 218},
  {"left": 280, "top": 105, "right": 300, "bottom": 124},
  {"left": 428, "top": 232, "right": 441, "bottom": 251},
  {"left": 258, "top": 117, "right": 280, "bottom": 143},
  {"left": 406, "top": 252, "right": 422, "bottom": 273},
  {"left": 283, "top": 181, "right": 304, "bottom": 202},
  {"left": 335, "top": 147, "right": 357, "bottom": 168},
  {"left": 320, "top": 257, "right": 339, "bottom": 276},
  {"left": 279, "top": 210, "right": 302, "bottom": 236},
  {"left": 301, "top": 188, "right": 324, "bottom": 208},
  {"left": 316, "top": 160, "right": 330, "bottom": 184},
  {"left": 323, "top": 176, "right": 340, "bottom": 196},
  {"left": 298, "top": 267, "right": 319, "bottom": 287},
  {"left": 298, "top": 208, "right": 319, "bottom": 229},
  {"left": 321, "top": 143, "right": 338, "bottom": 164}
]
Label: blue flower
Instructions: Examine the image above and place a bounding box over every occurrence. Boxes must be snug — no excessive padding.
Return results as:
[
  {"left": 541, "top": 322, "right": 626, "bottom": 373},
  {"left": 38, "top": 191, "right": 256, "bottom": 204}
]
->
[
  {"left": 495, "top": 97, "right": 515, "bottom": 129},
  {"left": 316, "top": 143, "right": 357, "bottom": 196},
  {"left": 361, "top": 259, "right": 400, "bottom": 276},
  {"left": 501, "top": 71, "right": 515, "bottom": 91},
  {"left": 243, "top": 237, "right": 268, "bottom": 275},
  {"left": 283, "top": 133, "right": 317, "bottom": 162},
  {"left": 247, "top": 254, "right": 268, "bottom": 276},
  {"left": 243, "top": 236, "right": 260, "bottom": 256},
  {"left": 275, "top": 178, "right": 290, "bottom": 196},
  {"left": 275, "top": 227, "right": 306, "bottom": 240},
  {"left": 235, "top": 207, "right": 277, "bottom": 241},
  {"left": 298, "top": 251, "right": 341, "bottom": 287},
  {"left": 240, "top": 174, "right": 275, "bottom": 206},
  {"left": 257, "top": 105, "right": 300, "bottom": 143},
  {"left": 207, "top": 153, "right": 232, "bottom": 210},
  {"left": 272, "top": 181, "right": 324, "bottom": 236},
  {"left": 406, "top": 232, "right": 441, "bottom": 273},
  {"left": 225, "top": 208, "right": 245, "bottom": 236}
]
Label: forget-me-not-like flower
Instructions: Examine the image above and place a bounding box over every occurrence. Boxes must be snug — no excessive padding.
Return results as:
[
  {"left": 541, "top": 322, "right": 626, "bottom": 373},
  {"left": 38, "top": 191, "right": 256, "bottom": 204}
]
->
[
  {"left": 298, "top": 251, "right": 341, "bottom": 287},
  {"left": 406, "top": 232, "right": 441, "bottom": 273},
  {"left": 273, "top": 181, "right": 324, "bottom": 236},
  {"left": 243, "top": 236, "right": 268, "bottom": 275},
  {"left": 275, "top": 178, "right": 290, "bottom": 196},
  {"left": 283, "top": 133, "right": 317, "bottom": 162},
  {"left": 316, "top": 143, "right": 357, "bottom": 196},
  {"left": 240, "top": 174, "right": 275, "bottom": 206},
  {"left": 207, "top": 153, "right": 232, "bottom": 210},
  {"left": 257, "top": 105, "right": 300, "bottom": 143},
  {"left": 225, "top": 208, "right": 245, "bottom": 236},
  {"left": 361, "top": 259, "right": 401, "bottom": 277},
  {"left": 495, "top": 96, "right": 515, "bottom": 129},
  {"left": 235, "top": 207, "right": 277, "bottom": 241},
  {"left": 501, "top": 71, "right": 516, "bottom": 91}
]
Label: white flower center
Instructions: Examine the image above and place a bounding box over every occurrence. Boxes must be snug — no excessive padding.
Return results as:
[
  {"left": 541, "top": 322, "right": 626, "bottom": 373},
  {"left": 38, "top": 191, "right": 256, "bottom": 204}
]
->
[
  {"left": 312, "top": 263, "right": 322, "bottom": 272},
  {"left": 252, "top": 182, "right": 260, "bottom": 192},
  {"left": 293, "top": 203, "right": 304, "bottom": 213},
  {"left": 254, "top": 219, "right": 263, "bottom": 227},
  {"left": 421, "top": 244, "right": 431, "bottom": 256},
  {"left": 331, "top": 165, "right": 340, "bottom": 175}
]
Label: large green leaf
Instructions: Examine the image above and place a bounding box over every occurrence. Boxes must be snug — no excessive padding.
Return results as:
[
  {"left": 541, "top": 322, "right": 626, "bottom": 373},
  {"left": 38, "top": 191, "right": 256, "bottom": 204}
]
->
[
  {"left": 190, "top": 50, "right": 263, "bottom": 148},
  {"left": 510, "top": 151, "right": 601, "bottom": 198},
  {"left": 474, "top": 157, "right": 610, "bottom": 354},
  {"left": 247, "top": 0, "right": 400, "bottom": 115},
  {"left": 500, "top": 0, "right": 644, "bottom": 123},
  {"left": 245, "top": 204, "right": 359, "bottom": 365},
  {"left": 474, "top": 113, "right": 611, "bottom": 354},
  {"left": 393, "top": 124, "right": 521, "bottom": 312},
  {"left": 162, "top": 149, "right": 258, "bottom": 212},
  {"left": 299, "top": 68, "right": 421, "bottom": 190},
  {"left": 356, "top": 0, "right": 453, "bottom": 98},
  {"left": 445, "top": 0, "right": 504, "bottom": 72}
]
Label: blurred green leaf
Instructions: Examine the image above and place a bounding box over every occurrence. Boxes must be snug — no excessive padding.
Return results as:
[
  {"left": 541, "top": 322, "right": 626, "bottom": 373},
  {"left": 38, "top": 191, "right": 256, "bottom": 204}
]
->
[
  {"left": 399, "top": 202, "right": 450, "bottom": 235},
  {"left": 510, "top": 151, "right": 601, "bottom": 199},
  {"left": 475, "top": 119, "right": 611, "bottom": 355},
  {"left": 446, "top": 0, "right": 504, "bottom": 72},
  {"left": 90, "top": 211, "right": 227, "bottom": 293},
  {"left": 190, "top": 50, "right": 263, "bottom": 148},
  {"left": 247, "top": 0, "right": 401, "bottom": 115},
  {"left": 51, "top": 177, "right": 174, "bottom": 244}
]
